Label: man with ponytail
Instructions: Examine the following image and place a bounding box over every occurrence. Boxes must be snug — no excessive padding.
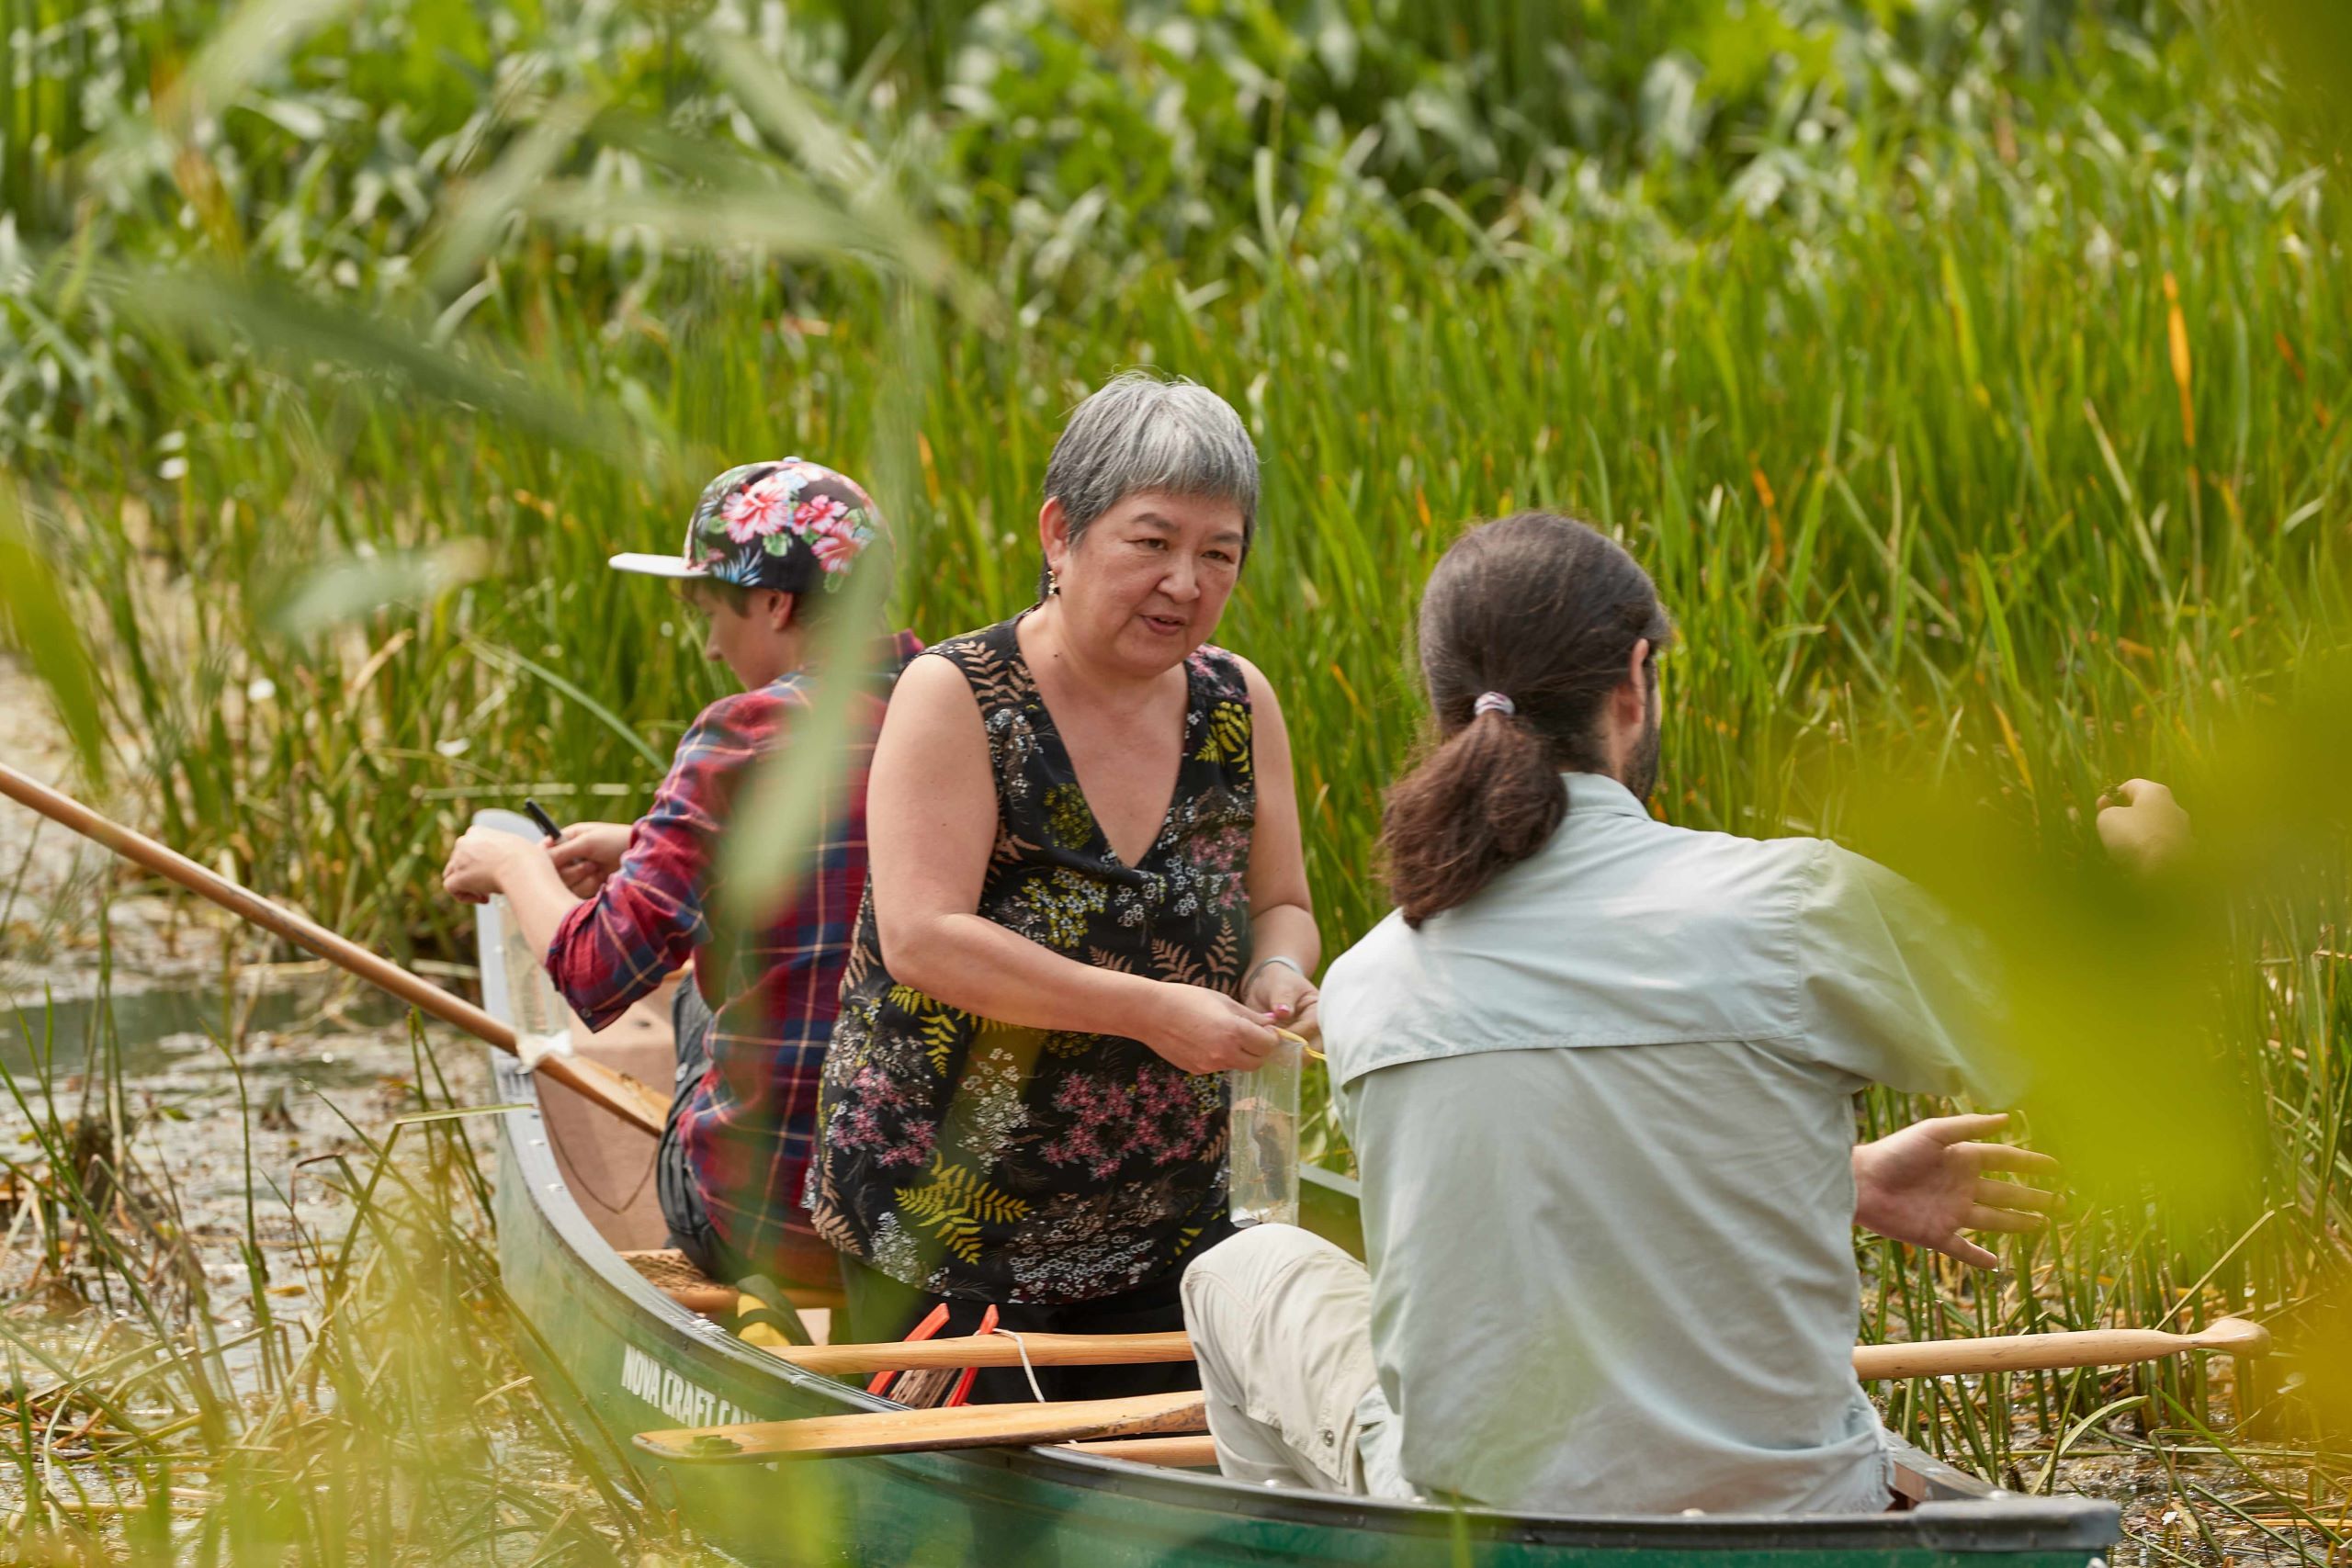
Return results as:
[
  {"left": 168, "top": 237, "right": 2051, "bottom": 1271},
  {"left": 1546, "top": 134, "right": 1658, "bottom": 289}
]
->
[{"left": 1181, "top": 511, "right": 2058, "bottom": 1515}]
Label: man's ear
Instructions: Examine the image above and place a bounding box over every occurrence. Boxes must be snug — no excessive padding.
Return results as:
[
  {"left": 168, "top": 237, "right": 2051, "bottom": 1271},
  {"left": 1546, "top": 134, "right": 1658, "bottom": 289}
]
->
[
  {"left": 1613, "top": 637, "right": 1653, "bottom": 725},
  {"left": 764, "top": 590, "right": 798, "bottom": 631}
]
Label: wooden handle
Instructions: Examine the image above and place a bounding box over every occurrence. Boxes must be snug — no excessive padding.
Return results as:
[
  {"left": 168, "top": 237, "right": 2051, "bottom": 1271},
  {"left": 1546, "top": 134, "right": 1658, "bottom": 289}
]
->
[
  {"left": 0, "top": 761, "right": 665, "bottom": 1136},
  {"left": 1063, "top": 1435, "right": 1216, "bottom": 1467},
  {"left": 1852, "top": 1316, "right": 2270, "bottom": 1380},
  {"left": 758, "top": 1316, "right": 2272, "bottom": 1381},
  {"left": 634, "top": 1389, "right": 1207, "bottom": 1463},
  {"left": 639, "top": 1314, "right": 2272, "bottom": 1465}
]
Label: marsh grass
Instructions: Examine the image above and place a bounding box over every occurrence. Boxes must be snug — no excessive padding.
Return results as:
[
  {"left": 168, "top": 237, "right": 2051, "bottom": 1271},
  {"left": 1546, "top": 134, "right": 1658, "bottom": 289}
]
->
[
  {"left": 3, "top": 0, "right": 2351, "bottom": 1558},
  {"left": 0, "top": 984, "right": 688, "bottom": 1563}
]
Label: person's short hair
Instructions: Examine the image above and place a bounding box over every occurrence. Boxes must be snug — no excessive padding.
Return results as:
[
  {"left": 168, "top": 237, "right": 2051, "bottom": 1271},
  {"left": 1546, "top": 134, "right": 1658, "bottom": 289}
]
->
[
  {"left": 682, "top": 578, "right": 835, "bottom": 629},
  {"left": 679, "top": 578, "right": 752, "bottom": 617},
  {"left": 1038, "top": 372, "right": 1260, "bottom": 597}
]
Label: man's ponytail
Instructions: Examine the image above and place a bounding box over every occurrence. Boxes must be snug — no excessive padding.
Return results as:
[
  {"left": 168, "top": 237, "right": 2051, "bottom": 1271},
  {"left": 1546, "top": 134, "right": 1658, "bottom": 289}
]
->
[
  {"left": 1382, "top": 708, "right": 1567, "bottom": 926},
  {"left": 1380, "top": 513, "right": 1672, "bottom": 927}
]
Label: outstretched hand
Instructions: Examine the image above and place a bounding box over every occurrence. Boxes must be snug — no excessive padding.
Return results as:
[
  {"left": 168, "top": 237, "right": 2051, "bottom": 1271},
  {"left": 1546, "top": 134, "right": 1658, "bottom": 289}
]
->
[{"left": 1852, "top": 1112, "right": 2060, "bottom": 1270}]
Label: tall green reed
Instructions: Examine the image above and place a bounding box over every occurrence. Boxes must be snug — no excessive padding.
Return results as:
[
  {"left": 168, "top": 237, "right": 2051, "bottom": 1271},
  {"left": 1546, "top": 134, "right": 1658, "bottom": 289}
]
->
[{"left": 3, "top": 0, "right": 2349, "bottom": 1544}]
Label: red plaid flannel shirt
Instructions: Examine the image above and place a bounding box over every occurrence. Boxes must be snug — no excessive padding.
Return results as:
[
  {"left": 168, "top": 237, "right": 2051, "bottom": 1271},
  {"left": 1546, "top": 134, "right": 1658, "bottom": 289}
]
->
[{"left": 546, "top": 631, "right": 921, "bottom": 1274}]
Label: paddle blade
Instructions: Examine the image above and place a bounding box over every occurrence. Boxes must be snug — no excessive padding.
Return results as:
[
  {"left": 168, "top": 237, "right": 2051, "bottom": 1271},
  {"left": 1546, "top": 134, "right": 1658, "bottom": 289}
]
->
[
  {"left": 2190, "top": 1316, "right": 2272, "bottom": 1356},
  {"left": 636, "top": 1390, "right": 1206, "bottom": 1464}
]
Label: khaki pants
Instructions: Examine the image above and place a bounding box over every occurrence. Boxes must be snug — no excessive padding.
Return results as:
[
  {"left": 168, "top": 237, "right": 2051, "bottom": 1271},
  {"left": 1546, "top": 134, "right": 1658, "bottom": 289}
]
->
[{"left": 1179, "top": 1224, "right": 1414, "bottom": 1498}]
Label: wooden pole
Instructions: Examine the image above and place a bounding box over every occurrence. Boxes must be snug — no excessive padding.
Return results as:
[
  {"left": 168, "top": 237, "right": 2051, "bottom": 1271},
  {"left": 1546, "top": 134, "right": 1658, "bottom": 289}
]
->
[
  {"left": 1849, "top": 1315, "right": 2268, "bottom": 1380},
  {"left": 755, "top": 1316, "right": 2270, "bottom": 1381},
  {"left": 1063, "top": 1435, "right": 1216, "bottom": 1467},
  {"left": 0, "top": 761, "right": 666, "bottom": 1136},
  {"left": 642, "top": 1315, "right": 2273, "bottom": 1464},
  {"left": 635, "top": 1389, "right": 1206, "bottom": 1463}
]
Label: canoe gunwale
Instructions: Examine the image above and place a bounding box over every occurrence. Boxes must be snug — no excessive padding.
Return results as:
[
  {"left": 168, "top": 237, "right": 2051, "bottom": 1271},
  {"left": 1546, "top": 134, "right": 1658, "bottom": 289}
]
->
[
  {"left": 475, "top": 869, "right": 2119, "bottom": 1554},
  {"left": 489, "top": 1054, "right": 900, "bottom": 1413},
  {"left": 490, "top": 1062, "right": 2119, "bottom": 1551}
]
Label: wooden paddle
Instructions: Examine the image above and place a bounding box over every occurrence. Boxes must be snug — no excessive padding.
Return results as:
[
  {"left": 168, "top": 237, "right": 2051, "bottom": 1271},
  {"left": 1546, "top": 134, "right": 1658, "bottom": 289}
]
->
[
  {"left": 637, "top": 1316, "right": 2272, "bottom": 1464},
  {"left": 1064, "top": 1435, "right": 1216, "bottom": 1467},
  {"left": 732, "top": 1314, "right": 2271, "bottom": 1381},
  {"left": 637, "top": 1389, "right": 1205, "bottom": 1462},
  {"left": 1849, "top": 1315, "right": 2269, "bottom": 1380},
  {"left": 0, "top": 761, "right": 667, "bottom": 1135}
]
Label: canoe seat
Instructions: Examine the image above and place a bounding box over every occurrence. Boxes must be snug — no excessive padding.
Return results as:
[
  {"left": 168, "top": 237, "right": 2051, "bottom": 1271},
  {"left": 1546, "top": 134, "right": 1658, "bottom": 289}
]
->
[
  {"left": 621, "top": 1249, "right": 741, "bottom": 1314},
  {"left": 619, "top": 1248, "right": 848, "bottom": 1315}
]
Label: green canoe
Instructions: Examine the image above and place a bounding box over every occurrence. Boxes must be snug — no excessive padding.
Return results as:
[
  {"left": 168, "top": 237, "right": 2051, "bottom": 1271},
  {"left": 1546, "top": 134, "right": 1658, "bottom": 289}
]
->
[{"left": 470, "top": 824, "right": 2117, "bottom": 1567}]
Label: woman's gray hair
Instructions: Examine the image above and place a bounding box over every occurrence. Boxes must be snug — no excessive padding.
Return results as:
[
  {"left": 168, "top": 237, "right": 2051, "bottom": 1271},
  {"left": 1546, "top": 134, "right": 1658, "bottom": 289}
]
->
[{"left": 1039, "top": 372, "right": 1260, "bottom": 597}]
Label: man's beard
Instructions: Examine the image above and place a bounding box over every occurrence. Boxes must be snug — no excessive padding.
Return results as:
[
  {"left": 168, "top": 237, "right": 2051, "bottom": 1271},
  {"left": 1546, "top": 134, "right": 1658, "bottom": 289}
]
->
[{"left": 1622, "top": 692, "right": 1661, "bottom": 804}]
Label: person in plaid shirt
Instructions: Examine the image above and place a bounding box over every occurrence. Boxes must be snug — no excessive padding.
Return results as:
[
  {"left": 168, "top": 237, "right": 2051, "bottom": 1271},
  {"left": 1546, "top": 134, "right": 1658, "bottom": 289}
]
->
[{"left": 441, "top": 458, "right": 920, "bottom": 1290}]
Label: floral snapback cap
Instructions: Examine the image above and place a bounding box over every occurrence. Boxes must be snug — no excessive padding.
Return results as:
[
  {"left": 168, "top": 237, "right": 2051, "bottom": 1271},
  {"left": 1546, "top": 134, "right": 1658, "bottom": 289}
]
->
[{"left": 609, "top": 457, "right": 886, "bottom": 594}]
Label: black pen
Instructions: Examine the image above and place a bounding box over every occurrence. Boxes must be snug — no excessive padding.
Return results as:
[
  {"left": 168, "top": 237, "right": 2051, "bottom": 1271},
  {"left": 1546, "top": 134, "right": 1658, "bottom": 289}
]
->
[{"left": 523, "top": 798, "right": 563, "bottom": 843}]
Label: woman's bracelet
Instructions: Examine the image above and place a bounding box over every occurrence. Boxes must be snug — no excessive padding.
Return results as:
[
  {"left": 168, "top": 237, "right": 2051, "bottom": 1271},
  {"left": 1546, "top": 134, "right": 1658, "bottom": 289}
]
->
[{"left": 1246, "top": 954, "right": 1310, "bottom": 988}]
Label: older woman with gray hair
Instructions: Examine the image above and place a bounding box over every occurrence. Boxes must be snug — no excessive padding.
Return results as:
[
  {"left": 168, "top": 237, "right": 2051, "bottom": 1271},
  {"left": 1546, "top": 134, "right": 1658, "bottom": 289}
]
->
[{"left": 807, "top": 373, "right": 1318, "bottom": 1401}]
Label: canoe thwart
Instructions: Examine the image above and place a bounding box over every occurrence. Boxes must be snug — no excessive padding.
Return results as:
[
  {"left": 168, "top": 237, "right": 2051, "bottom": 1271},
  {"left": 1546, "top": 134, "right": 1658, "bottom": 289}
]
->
[{"left": 636, "top": 1389, "right": 1207, "bottom": 1464}]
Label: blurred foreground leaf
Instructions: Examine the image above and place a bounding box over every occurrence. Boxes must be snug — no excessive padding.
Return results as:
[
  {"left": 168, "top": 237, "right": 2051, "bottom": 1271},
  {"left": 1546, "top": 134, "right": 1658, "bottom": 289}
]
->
[
  {"left": 266, "top": 539, "right": 492, "bottom": 638},
  {"left": 108, "top": 267, "right": 639, "bottom": 455},
  {"left": 421, "top": 95, "right": 603, "bottom": 301},
  {"left": 716, "top": 287, "right": 936, "bottom": 933},
  {"left": 1843, "top": 782, "right": 2264, "bottom": 1221},
  {"left": 714, "top": 503, "right": 905, "bottom": 932},
  {"left": 2292, "top": 1278, "right": 2352, "bottom": 1442},
  {"left": 0, "top": 485, "right": 106, "bottom": 783},
  {"left": 160, "top": 0, "right": 357, "bottom": 129},
  {"left": 1845, "top": 643, "right": 2352, "bottom": 1224}
]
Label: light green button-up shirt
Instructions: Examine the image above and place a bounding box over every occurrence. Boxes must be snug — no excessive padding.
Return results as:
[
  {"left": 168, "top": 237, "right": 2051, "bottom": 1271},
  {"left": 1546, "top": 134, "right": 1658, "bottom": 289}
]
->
[{"left": 1321, "top": 773, "right": 2010, "bottom": 1516}]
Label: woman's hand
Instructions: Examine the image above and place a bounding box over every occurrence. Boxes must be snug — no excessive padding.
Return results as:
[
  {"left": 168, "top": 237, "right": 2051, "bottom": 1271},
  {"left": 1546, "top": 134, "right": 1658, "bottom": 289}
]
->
[
  {"left": 549, "top": 821, "right": 632, "bottom": 897},
  {"left": 1241, "top": 957, "right": 1319, "bottom": 1041},
  {"left": 442, "top": 827, "right": 533, "bottom": 905},
  {"left": 1146, "top": 983, "right": 1282, "bottom": 1076},
  {"left": 1851, "top": 1112, "right": 2061, "bottom": 1269}
]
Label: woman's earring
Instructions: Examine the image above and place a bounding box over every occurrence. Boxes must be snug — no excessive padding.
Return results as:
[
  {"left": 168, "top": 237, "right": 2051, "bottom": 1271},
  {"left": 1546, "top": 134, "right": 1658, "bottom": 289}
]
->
[{"left": 1046, "top": 566, "right": 1060, "bottom": 597}]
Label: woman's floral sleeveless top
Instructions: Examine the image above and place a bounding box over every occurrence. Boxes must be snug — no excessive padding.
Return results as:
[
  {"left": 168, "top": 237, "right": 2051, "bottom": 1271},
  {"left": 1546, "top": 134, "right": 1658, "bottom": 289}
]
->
[{"left": 807, "top": 614, "right": 1256, "bottom": 1304}]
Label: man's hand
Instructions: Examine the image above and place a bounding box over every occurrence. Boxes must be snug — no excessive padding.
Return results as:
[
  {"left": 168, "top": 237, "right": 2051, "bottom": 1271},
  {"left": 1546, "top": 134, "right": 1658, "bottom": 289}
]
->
[
  {"left": 1853, "top": 1112, "right": 2060, "bottom": 1269},
  {"left": 2097, "top": 779, "right": 2191, "bottom": 876},
  {"left": 442, "top": 826, "right": 537, "bottom": 905},
  {"left": 549, "top": 821, "right": 632, "bottom": 897}
]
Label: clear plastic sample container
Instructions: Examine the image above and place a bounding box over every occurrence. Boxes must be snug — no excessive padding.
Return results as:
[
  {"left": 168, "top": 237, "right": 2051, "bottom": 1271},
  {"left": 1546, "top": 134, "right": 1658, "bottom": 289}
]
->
[
  {"left": 493, "top": 893, "right": 566, "bottom": 1042},
  {"left": 1228, "top": 1031, "right": 1304, "bottom": 1228}
]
